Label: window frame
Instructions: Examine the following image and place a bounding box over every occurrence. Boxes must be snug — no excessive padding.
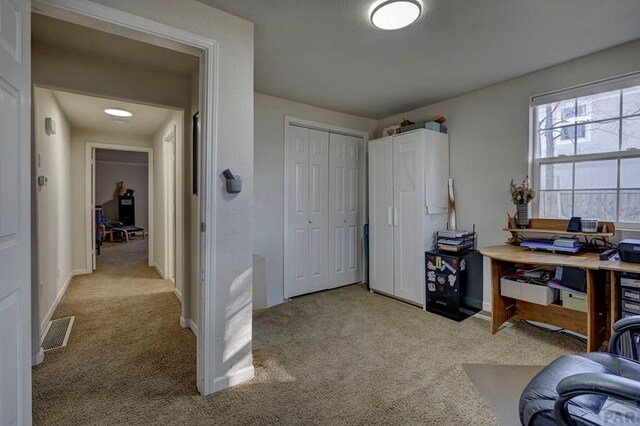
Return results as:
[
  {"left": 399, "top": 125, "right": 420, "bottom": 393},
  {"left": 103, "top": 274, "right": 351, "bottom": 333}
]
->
[{"left": 531, "top": 81, "right": 640, "bottom": 231}]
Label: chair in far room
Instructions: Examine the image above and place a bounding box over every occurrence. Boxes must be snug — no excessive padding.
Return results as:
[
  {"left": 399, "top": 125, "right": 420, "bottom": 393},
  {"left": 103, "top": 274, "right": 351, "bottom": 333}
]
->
[{"left": 519, "top": 316, "right": 640, "bottom": 426}]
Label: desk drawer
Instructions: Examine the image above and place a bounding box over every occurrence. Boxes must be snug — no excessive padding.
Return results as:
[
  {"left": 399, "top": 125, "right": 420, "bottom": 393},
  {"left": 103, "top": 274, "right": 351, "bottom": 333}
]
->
[
  {"left": 622, "top": 300, "right": 640, "bottom": 314},
  {"left": 622, "top": 287, "right": 640, "bottom": 302},
  {"left": 621, "top": 274, "right": 640, "bottom": 289}
]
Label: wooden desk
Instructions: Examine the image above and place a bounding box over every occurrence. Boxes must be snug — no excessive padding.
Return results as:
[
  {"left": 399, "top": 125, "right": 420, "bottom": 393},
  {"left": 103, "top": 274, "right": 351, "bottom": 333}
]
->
[{"left": 481, "top": 245, "right": 607, "bottom": 352}]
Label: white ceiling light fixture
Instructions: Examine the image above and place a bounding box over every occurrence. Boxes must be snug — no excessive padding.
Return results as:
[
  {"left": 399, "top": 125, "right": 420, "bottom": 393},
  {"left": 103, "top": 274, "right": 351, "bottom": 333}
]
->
[
  {"left": 104, "top": 108, "right": 133, "bottom": 118},
  {"left": 371, "top": 0, "right": 421, "bottom": 30}
]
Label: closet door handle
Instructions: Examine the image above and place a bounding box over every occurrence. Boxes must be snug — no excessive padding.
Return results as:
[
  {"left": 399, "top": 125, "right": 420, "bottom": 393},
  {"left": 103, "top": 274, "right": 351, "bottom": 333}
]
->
[
  {"left": 393, "top": 208, "right": 398, "bottom": 227},
  {"left": 387, "top": 207, "right": 393, "bottom": 227}
]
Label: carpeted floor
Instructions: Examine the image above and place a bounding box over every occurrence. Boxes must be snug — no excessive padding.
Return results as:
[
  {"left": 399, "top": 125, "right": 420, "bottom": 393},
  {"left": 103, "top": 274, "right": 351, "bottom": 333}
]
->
[{"left": 33, "top": 240, "right": 585, "bottom": 425}]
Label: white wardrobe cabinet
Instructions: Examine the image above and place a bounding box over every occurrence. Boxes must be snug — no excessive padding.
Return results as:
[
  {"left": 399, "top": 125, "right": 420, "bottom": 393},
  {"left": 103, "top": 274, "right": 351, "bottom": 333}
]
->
[
  {"left": 285, "top": 125, "right": 363, "bottom": 299},
  {"left": 368, "top": 129, "right": 449, "bottom": 306}
]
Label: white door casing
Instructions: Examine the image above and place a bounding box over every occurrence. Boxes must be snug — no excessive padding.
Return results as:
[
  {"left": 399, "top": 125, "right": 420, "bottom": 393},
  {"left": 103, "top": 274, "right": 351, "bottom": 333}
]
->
[
  {"left": 328, "top": 133, "right": 361, "bottom": 288},
  {"left": 392, "top": 132, "right": 424, "bottom": 305},
  {"left": 165, "top": 126, "right": 176, "bottom": 283},
  {"left": 367, "top": 137, "right": 394, "bottom": 295},
  {"left": 90, "top": 147, "right": 96, "bottom": 270},
  {"left": 0, "top": 0, "right": 31, "bottom": 424},
  {"left": 284, "top": 126, "right": 329, "bottom": 298}
]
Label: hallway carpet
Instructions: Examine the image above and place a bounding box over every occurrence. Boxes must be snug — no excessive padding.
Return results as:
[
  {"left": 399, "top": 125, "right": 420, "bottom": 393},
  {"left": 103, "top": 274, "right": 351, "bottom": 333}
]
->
[{"left": 33, "top": 241, "right": 584, "bottom": 425}]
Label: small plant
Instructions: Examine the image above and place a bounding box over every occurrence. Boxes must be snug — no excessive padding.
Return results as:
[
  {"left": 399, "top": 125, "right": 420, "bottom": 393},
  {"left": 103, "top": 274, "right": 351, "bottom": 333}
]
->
[{"left": 510, "top": 177, "right": 536, "bottom": 204}]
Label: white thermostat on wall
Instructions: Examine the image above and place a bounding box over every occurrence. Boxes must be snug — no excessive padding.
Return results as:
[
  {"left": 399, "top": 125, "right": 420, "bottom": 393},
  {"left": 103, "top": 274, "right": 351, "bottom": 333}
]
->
[{"left": 45, "top": 117, "right": 56, "bottom": 135}]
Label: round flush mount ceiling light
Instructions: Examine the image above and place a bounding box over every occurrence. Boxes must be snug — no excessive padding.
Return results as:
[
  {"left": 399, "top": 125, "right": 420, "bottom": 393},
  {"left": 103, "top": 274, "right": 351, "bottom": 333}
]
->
[
  {"left": 104, "top": 108, "right": 133, "bottom": 118},
  {"left": 371, "top": 0, "right": 421, "bottom": 30}
]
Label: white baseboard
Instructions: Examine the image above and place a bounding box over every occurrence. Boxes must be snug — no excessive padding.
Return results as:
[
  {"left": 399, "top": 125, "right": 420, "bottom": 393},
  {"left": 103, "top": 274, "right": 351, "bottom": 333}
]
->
[
  {"left": 32, "top": 347, "right": 44, "bottom": 366},
  {"left": 174, "top": 286, "right": 183, "bottom": 303},
  {"left": 212, "top": 365, "right": 255, "bottom": 393},
  {"left": 189, "top": 319, "right": 198, "bottom": 337},
  {"left": 154, "top": 263, "right": 165, "bottom": 279},
  {"left": 73, "top": 268, "right": 91, "bottom": 276},
  {"left": 483, "top": 301, "right": 492, "bottom": 312},
  {"left": 40, "top": 271, "right": 74, "bottom": 339},
  {"left": 180, "top": 316, "right": 198, "bottom": 337}
]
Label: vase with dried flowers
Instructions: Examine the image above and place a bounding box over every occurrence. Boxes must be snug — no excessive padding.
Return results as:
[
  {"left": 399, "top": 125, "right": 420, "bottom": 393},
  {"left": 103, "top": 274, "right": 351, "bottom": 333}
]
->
[{"left": 510, "top": 177, "right": 536, "bottom": 228}]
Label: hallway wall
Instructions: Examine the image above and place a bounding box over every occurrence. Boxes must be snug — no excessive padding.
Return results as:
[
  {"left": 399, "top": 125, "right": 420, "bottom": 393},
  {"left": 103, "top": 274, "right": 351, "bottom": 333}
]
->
[{"left": 34, "top": 88, "right": 73, "bottom": 333}]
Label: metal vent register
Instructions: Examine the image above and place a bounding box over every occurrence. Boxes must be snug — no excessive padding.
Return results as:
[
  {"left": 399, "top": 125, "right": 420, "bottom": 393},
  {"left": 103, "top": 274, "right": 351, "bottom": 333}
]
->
[{"left": 41, "top": 316, "right": 75, "bottom": 351}]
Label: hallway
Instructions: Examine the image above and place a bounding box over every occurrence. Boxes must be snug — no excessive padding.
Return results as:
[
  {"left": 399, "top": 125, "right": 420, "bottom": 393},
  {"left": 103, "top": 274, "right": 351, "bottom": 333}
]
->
[{"left": 32, "top": 239, "right": 197, "bottom": 425}]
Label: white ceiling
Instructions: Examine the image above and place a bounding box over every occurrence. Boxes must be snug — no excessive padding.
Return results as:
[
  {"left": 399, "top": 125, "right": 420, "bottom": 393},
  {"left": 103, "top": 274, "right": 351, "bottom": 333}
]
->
[
  {"left": 52, "top": 90, "right": 175, "bottom": 136},
  {"left": 95, "top": 149, "right": 148, "bottom": 165},
  {"left": 198, "top": 0, "right": 640, "bottom": 118},
  {"left": 32, "top": 14, "right": 199, "bottom": 76}
]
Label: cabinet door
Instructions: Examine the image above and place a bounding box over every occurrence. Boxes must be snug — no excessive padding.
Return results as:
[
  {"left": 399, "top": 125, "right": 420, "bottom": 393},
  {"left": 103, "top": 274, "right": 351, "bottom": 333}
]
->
[
  {"left": 285, "top": 126, "right": 329, "bottom": 298},
  {"left": 368, "top": 137, "right": 394, "bottom": 295},
  {"left": 329, "top": 133, "right": 361, "bottom": 288},
  {"left": 393, "top": 132, "right": 425, "bottom": 305}
]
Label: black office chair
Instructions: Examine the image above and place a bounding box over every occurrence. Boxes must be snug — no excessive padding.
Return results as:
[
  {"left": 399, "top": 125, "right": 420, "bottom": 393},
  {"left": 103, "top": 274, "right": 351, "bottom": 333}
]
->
[{"left": 519, "top": 316, "right": 640, "bottom": 426}]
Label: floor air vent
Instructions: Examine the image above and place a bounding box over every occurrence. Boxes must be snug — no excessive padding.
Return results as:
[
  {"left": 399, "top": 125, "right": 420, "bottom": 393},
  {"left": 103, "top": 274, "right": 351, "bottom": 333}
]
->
[{"left": 42, "top": 316, "right": 75, "bottom": 351}]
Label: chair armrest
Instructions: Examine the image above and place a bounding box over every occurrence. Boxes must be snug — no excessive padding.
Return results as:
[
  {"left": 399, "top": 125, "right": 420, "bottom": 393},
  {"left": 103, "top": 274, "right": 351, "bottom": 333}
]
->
[
  {"left": 554, "top": 373, "right": 640, "bottom": 426},
  {"left": 608, "top": 315, "right": 640, "bottom": 355}
]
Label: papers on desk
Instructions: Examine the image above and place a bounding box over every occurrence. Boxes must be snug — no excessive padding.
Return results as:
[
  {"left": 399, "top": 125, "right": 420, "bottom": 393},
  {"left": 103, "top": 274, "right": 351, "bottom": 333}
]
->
[{"left": 520, "top": 240, "right": 581, "bottom": 254}]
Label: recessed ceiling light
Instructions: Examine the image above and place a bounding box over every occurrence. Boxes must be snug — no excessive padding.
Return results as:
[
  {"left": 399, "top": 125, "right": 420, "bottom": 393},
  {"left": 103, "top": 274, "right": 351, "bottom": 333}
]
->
[
  {"left": 371, "top": 0, "right": 421, "bottom": 30},
  {"left": 104, "top": 108, "right": 133, "bottom": 117}
]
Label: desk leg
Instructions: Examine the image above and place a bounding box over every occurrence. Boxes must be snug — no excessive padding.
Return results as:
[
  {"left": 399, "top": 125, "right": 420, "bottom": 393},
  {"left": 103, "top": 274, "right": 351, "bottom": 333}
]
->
[
  {"left": 124, "top": 231, "right": 130, "bottom": 243},
  {"left": 610, "top": 270, "right": 619, "bottom": 335},
  {"left": 491, "top": 259, "right": 515, "bottom": 334},
  {"left": 586, "top": 270, "right": 606, "bottom": 352}
]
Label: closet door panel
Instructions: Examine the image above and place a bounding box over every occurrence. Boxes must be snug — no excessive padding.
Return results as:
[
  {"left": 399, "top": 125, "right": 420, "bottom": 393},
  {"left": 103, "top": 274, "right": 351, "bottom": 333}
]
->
[
  {"left": 392, "top": 132, "right": 424, "bottom": 305},
  {"left": 329, "top": 134, "right": 361, "bottom": 288},
  {"left": 307, "top": 129, "right": 329, "bottom": 291},
  {"left": 368, "top": 137, "right": 394, "bottom": 295}
]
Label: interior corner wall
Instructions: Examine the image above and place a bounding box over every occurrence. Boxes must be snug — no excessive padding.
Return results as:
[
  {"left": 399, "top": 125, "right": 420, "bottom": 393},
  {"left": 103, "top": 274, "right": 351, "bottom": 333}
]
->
[
  {"left": 95, "top": 160, "right": 149, "bottom": 230},
  {"left": 34, "top": 87, "right": 72, "bottom": 333},
  {"left": 254, "top": 93, "right": 379, "bottom": 308},
  {"left": 378, "top": 39, "right": 640, "bottom": 311},
  {"left": 69, "top": 129, "right": 153, "bottom": 274},
  {"left": 85, "top": 0, "right": 256, "bottom": 390}
]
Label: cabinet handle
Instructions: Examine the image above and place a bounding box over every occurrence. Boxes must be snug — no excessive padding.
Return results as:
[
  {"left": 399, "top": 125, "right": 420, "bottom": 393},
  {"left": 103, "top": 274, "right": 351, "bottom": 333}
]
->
[
  {"left": 387, "top": 207, "right": 393, "bottom": 226},
  {"left": 309, "top": 219, "right": 313, "bottom": 224},
  {"left": 393, "top": 208, "right": 398, "bottom": 227},
  {"left": 344, "top": 218, "right": 348, "bottom": 223}
]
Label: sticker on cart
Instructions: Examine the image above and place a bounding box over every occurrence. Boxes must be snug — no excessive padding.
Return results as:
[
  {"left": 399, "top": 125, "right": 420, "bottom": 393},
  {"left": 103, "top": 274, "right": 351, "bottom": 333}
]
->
[
  {"left": 435, "top": 257, "right": 442, "bottom": 270},
  {"left": 441, "top": 260, "right": 456, "bottom": 274},
  {"left": 428, "top": 282, "right": 436, "bottom": 292},
  {"left": 427, "top": 260, "right": 436, "bottom": 270},
  {"left": 427, "top": 271, "right": 436, "bottom": 282},
  {"left": 460, "top": 259, "right": 466, "bottom": 271},
  {"left": 437, "top": 275, "right": 446, "bottom": 285},
  {"left": 448, "top": 274, "right": 456, "bottom": 286}
]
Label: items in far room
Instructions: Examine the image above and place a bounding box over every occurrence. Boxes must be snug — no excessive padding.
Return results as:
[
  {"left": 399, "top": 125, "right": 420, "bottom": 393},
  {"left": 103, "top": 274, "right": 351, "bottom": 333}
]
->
[
  {"left": 519, "top": 315, "right": 640, "bottom": 426},
  {"left": 509, "top": 176, "right": 536, "bottom": 228},
  {"left": 368, "top": 128, "right": 449, "bottom": 306},
  {"left": 118, "top": 194, "right": 135, "bottom": 226}
]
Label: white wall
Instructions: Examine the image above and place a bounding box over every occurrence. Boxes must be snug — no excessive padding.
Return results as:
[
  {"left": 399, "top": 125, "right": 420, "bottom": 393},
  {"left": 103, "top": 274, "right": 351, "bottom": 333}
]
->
[
  {"left": 34, "top": 88, "right": 73, "bottom": 333},
  {"left": 95, "top": 160, "right": 149, "bottom": 230},
  {"left": 379, "top": 39, "right": 640, "bottom": 309},
  {"left": 69, "top": 129, "right": 153, "bottom": 273},
  {"left": 254, "top": 93, "right": 378, "bottom": 307}
]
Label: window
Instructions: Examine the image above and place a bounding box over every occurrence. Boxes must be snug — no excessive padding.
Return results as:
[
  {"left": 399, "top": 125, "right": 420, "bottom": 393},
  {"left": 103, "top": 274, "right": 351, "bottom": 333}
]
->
[{"left": 532, "top": 73, "right": 640, "bottom": 225}]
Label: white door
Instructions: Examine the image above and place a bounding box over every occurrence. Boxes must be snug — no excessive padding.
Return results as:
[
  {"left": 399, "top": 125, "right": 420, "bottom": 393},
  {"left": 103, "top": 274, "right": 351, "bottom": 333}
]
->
[
  {"left": 90, "top": 148, "right": 96, "bottom": 270},
  {"left": 328, "top": 133, "right": 361, "bottom": 288},
  {"left": 0, "top": 0, "right": 32, "bottom": 424},
  {"left": 285, "top": 126, "right": 329, "bottom": 298},
  {"left": 368, "top": 137, "right": 394, "bottom": 295},
  {"left": 165, "top": 128, "right": 176, "bottom": 283},
  {"left": 392, "top": 132, "right": 424, "bottom": 305}
]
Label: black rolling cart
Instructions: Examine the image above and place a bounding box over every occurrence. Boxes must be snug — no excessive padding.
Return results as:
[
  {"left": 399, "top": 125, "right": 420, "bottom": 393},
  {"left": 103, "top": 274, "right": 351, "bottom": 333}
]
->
[{"left": 425, "top": 250, "right": 483, "bottom": 321}]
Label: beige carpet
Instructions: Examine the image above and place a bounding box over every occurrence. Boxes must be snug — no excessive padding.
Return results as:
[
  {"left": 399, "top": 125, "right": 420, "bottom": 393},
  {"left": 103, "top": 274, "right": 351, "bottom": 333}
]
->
[{"left": 33, "top": 241, "right": 585, "bottom": 425}]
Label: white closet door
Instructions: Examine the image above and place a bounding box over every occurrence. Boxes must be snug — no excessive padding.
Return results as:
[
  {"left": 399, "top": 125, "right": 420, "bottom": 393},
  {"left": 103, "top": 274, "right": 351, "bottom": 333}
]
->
[
  {"left": 368, "top": 137, "right": 394, "bottom": 295},
  {"left": 285, "top": 126, "right": 329, "bottom": 298},
  {"left": 328, "top": 133, "right": 361, "bottom": 288},
  {"left": 307, "top": 129, "right": 329, "bottom": 292},
  {"left": 392, "top": 132, "right": 425, "bottom": 305}
]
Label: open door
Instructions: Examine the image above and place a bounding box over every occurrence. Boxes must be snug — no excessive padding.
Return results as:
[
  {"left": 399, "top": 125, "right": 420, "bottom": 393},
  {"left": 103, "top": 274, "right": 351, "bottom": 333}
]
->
[
  {"left": 165, "top": 126, "right": 176, "bottom": 283},
  {"left": 0, "top": 0, "right": 32, "bottom": 423},
  {"left": 90, "top": 147, "right": 96, "bottom": 270}
]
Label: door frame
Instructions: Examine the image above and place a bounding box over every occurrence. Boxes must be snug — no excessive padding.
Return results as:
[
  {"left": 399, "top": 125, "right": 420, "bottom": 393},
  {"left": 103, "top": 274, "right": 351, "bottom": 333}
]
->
[
  {"left": 164, "top": 125, "right": 176, "bottom": 283},
  {"left": 85, "top": 143, "right": 154, "bottom": 271},
  {"left": 283, "top": 116, "right": 369, "bottom": 300},
  {"left": 32, "top": 0, "right": 220, "bottom": 395}
]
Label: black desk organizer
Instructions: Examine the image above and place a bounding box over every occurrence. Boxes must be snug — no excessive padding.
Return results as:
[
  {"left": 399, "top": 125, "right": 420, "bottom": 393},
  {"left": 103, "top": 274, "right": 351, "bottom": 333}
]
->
[{"left": 425, "top": 250, "right": 483, "bottom": 321}]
